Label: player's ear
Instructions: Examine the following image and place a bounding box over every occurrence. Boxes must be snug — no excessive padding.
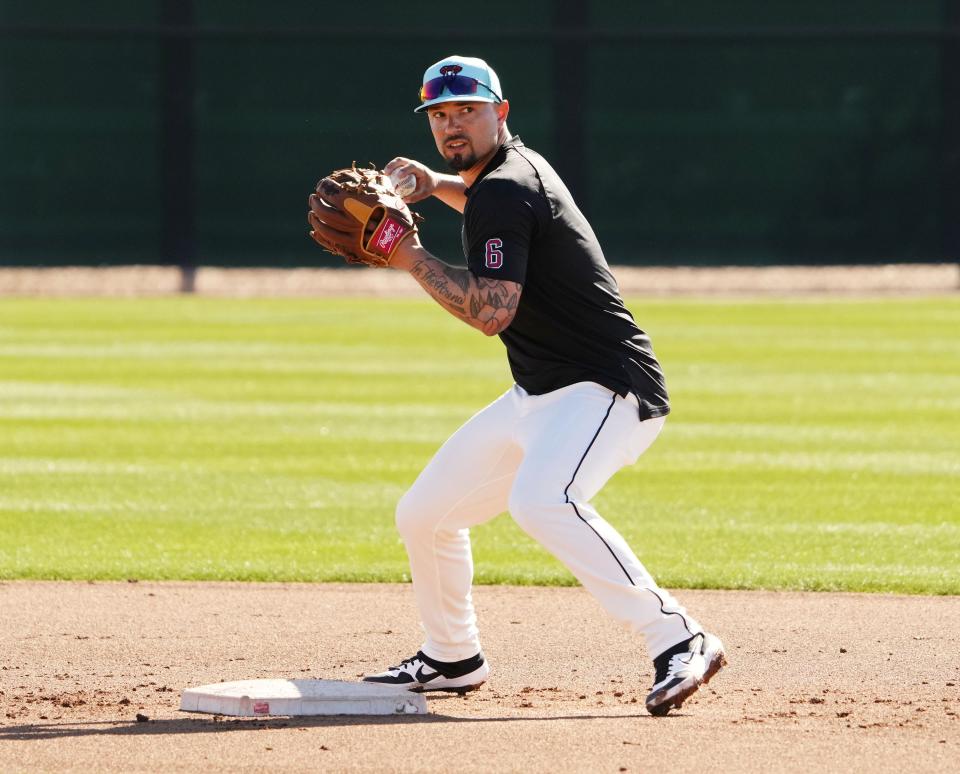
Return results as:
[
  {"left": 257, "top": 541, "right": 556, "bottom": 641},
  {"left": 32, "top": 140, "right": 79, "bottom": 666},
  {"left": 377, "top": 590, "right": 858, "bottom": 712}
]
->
[{"left": 496, "top": 99, "right": 510, "bottom": 126}]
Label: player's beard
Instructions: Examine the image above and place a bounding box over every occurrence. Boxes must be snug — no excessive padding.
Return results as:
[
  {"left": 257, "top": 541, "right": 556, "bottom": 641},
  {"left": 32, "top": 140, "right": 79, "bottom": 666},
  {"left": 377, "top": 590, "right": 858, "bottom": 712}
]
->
[
  {"left": 444, "top": 137, "right": 476, "bottom": 171},
  {"left": 447, "top": 151, "right": 477, "bottom": 171}
]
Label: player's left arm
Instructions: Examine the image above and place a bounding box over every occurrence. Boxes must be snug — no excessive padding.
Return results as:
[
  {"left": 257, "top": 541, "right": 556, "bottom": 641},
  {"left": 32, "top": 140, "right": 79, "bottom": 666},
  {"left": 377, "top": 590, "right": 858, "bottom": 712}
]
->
[{"left": 390, "top": 245, "right": 521, "bottom": 336}]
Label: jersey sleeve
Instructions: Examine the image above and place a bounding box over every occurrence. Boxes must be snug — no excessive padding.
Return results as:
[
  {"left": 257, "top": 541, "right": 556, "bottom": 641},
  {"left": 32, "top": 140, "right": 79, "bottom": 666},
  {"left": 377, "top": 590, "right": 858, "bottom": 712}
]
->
[{"left": 463, "top": 179, "right": 537, "bottom": 284}]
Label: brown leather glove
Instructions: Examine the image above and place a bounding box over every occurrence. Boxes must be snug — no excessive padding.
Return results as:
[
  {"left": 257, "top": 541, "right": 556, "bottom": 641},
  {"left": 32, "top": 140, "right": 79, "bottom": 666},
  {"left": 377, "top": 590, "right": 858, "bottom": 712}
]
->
[{"left": 307, "top": 164, "right": 422, "bottom": 267}]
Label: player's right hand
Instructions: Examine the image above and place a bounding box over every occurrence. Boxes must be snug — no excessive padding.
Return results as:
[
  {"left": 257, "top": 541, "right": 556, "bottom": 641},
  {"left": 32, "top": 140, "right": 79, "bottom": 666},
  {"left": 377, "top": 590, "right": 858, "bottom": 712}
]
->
[{"left": 383, "top": 157, "right": 438, "bottom": 204}]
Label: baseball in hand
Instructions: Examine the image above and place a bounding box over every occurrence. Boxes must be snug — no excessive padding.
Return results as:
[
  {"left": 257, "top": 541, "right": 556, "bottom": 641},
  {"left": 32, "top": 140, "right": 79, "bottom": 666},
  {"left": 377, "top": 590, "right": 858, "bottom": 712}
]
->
[{"left": 389, "top": 171, "right": 417, "bottom": 198}]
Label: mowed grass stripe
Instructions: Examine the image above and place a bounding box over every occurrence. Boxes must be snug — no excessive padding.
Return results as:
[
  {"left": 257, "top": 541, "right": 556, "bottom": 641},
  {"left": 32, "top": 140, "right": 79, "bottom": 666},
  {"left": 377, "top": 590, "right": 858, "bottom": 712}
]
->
[{"left": 0, "top": 296, "right": 957, "bottom": 592}]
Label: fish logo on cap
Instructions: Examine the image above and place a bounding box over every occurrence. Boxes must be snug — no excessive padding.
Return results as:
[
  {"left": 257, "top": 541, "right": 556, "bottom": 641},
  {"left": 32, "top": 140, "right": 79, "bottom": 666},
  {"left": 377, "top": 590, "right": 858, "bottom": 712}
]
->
[{"left": 439, "top": 64, "right": 463, "bottom": 75}]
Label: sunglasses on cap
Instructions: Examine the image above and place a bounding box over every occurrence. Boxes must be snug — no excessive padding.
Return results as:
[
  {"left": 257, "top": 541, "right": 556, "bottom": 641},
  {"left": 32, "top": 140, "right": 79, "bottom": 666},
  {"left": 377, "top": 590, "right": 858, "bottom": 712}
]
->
[{"left": 419, "top": 73, "right": 502, "bottom": 103}]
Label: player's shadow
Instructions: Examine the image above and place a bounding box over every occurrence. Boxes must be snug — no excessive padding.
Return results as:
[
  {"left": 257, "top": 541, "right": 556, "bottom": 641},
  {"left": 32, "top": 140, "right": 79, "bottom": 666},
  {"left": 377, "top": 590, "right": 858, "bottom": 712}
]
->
[{"left": 0, "top": 710, "right": 658, "bottom": 740}]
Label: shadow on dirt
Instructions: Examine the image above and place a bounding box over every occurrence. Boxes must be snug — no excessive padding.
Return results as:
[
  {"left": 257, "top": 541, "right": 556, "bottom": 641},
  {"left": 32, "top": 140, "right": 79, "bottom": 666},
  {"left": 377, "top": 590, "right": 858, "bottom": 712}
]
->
[{"left": 1, "top": 710, "right": 657, "bottom": 740}]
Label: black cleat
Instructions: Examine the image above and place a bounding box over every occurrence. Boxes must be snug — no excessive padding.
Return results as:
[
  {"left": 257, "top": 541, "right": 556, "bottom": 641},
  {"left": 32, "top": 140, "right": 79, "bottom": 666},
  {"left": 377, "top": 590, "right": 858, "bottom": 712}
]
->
[
  {"left": 645, "top": 632, "right": 726, "bottom": 716},
  {"left": 362, "top": 650, "right": 489, "bottom": 693}
]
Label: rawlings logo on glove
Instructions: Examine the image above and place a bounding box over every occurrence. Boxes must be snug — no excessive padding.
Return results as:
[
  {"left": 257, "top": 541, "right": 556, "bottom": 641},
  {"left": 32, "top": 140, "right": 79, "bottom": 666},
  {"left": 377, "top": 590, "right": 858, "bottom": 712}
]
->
[
  {"left": 307, "top": 163, "right": 423, "bottom": 267},
  {"left": 372, "top": 218, "right": 405, "bottom": 252}
]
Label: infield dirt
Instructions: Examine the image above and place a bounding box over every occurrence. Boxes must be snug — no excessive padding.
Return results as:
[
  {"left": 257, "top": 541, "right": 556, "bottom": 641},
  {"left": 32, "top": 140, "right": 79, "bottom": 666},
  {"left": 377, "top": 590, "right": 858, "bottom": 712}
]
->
[{"left": 2, "top": 582, "right": 957, "bottom": 773}]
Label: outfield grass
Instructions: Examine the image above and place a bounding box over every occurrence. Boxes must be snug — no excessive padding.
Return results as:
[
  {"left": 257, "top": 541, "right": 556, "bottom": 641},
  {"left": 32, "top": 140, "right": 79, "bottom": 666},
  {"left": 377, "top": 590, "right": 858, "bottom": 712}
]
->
[{"left": 0, "top": 296, "right": 957, "bottom": 593}]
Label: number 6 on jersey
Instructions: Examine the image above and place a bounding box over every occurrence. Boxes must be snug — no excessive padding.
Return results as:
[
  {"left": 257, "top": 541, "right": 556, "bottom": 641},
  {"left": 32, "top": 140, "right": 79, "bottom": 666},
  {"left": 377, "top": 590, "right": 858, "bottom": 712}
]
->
[{"left": 484, "top": 238, "right": 504, "bottom": 269}]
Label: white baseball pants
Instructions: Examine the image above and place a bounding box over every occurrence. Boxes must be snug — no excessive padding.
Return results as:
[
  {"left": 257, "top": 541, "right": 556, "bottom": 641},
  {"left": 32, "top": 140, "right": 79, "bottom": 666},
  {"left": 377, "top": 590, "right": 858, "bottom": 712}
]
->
[{"left": 395, "top": 381, "right": 702, "bottom": 663}]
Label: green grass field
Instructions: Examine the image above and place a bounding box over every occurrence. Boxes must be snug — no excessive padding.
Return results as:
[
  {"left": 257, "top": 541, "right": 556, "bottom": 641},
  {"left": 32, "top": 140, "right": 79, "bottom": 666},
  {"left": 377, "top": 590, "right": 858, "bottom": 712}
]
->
[{"left": 1, "top": 296, "right": 957, "bottom": 593}]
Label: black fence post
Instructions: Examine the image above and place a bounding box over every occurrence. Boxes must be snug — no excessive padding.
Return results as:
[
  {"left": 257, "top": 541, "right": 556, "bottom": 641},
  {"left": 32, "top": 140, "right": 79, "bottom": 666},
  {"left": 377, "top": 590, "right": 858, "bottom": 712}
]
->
[
  {"left": 553, "top": 0, "right": 589, "bottom": 212},
  {"left": 159, "top": 0, "right": 197, "bottom": 292},
  {"left": 942, "top": 4, "right": 960, "bottom": 280}
]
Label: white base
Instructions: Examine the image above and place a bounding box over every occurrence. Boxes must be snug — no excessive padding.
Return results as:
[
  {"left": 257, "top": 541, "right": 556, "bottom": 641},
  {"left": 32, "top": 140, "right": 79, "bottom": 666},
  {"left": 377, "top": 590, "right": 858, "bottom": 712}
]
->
[{"left": 180, "top": 679, "right": 428, "bottom": 716}]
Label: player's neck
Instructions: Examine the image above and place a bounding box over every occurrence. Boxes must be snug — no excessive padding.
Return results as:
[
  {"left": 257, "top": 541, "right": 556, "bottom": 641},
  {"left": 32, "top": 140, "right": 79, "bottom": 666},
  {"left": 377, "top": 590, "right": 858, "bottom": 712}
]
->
[{"left": 458, "top": 129, "right": 512, "bottom": 187}]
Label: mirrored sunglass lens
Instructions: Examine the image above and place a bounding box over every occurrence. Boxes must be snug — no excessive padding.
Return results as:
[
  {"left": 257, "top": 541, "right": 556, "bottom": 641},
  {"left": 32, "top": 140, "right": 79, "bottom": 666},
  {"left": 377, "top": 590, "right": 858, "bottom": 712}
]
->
[
  {"left": 421, "top": 78, "right": 444, "bottom": 100},
  {"left": 445, "top": 76, "right": 480, "bottom": 96},
  {"left": 420, "top": 75, "right": 479, "bottom": 101}
]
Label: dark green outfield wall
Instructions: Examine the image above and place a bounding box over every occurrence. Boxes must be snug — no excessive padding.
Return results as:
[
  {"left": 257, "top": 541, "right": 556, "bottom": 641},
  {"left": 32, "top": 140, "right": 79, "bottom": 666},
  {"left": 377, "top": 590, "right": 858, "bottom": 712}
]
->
[{"left": 1, "top": 1, "right": 957, "bottom": 266}]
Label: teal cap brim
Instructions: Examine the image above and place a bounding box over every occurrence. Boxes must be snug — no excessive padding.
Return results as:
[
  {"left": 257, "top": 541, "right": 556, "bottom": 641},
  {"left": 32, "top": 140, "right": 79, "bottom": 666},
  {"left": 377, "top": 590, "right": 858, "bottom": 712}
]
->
[{"left": 414, "top": 94, "right": 499, "bottom": 114}]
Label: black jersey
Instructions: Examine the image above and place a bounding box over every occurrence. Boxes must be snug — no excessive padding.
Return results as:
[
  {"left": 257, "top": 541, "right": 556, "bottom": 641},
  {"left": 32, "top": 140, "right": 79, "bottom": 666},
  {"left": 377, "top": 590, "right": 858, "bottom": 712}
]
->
[{"left": 461, "top": 137, "right": 670, "bottom": 419}]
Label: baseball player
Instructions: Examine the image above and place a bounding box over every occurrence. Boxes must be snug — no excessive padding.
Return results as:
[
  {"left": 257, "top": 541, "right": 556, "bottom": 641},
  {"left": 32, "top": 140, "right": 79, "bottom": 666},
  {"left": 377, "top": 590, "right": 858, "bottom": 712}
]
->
[{"left": 308, "top": 55, "right": 725, "bottom": 716}]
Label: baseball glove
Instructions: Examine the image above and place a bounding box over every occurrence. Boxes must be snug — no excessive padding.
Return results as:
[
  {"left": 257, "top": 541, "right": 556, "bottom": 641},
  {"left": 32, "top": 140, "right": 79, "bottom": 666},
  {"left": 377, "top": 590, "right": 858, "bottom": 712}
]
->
[{"left": 308, "top": 163, "right": 422, "bottom": 267}]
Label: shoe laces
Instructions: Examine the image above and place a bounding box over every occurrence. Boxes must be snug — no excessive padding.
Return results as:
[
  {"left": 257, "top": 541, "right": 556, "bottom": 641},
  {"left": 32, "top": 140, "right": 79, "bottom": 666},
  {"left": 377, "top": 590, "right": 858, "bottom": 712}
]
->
[
  {"left": 390, "top": 655, "right": 422, "bottom": 672},
  {"left": 654, "top": 635, "right": 700, "bottom": 683},
  {"left": 665, "top": 651, "right": 693, "bottom": 678}
]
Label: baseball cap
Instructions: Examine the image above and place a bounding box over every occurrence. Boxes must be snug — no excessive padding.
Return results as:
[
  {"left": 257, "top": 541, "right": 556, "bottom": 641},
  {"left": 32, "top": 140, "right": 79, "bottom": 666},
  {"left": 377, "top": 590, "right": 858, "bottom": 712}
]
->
[{"left": 414, "top": 55, "right": 503, "bottom": 113}]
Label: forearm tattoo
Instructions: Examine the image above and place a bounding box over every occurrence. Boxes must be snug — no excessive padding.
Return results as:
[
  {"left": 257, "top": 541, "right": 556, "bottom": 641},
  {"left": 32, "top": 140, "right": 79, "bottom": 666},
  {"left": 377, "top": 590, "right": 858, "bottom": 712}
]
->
[
  {"left": 410, "top": 261, "right": 466, "bottom": 314},
  {"left": 409, "top": 258, "right": 521, "bottom": 335}
]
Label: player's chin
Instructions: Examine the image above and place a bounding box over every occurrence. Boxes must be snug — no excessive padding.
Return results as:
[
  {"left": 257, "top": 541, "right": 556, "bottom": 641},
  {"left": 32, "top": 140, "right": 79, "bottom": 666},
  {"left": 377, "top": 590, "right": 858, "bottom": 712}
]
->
[{"left": 446, "top": 152, "right": 476, "bottom": 172}]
